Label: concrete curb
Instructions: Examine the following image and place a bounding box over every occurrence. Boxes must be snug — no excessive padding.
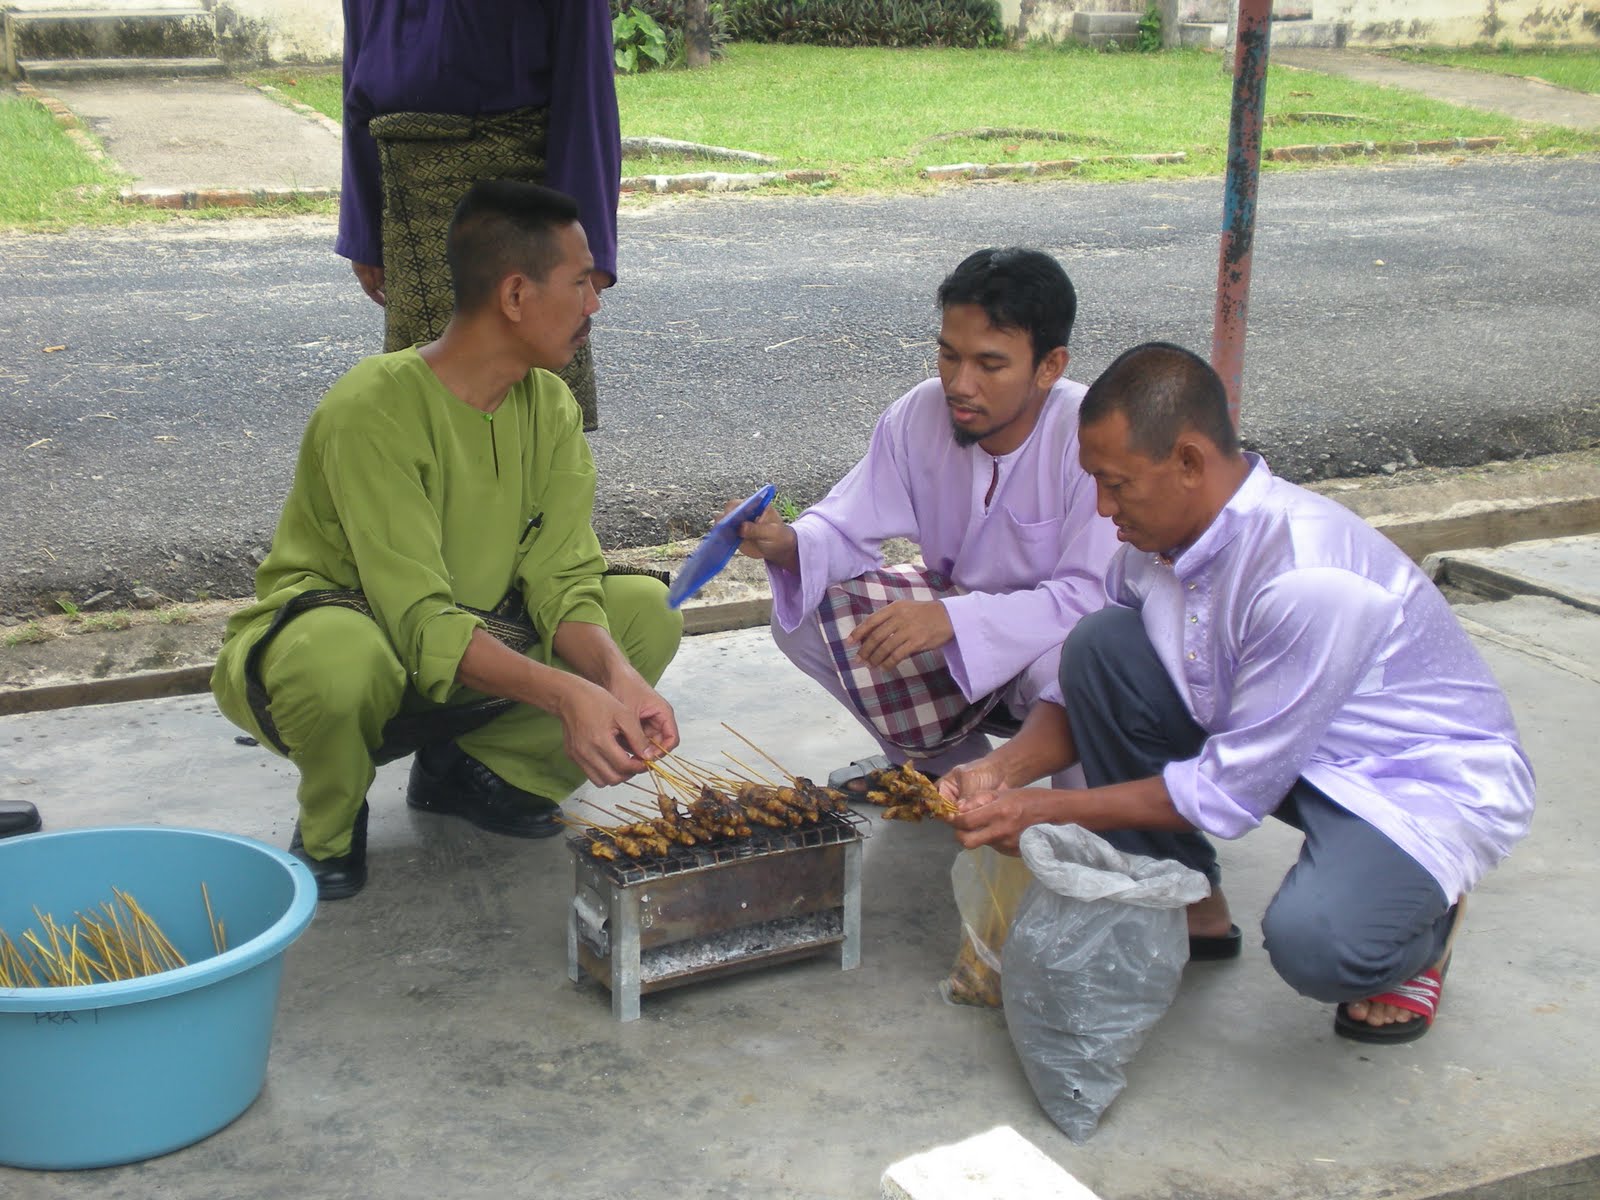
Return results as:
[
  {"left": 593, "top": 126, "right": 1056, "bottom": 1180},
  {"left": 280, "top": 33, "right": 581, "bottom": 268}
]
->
[
  {"left": 0, "top": 595, "right": 773, "bottom": 718},
  {"left": 252, "top": 82, "right": 343, "bottom": 138},
  {"left": 6, "top": 483, "right": 1600, "bottom": 719},
  {"left": 621, "top": 134, "right": 776, "bottom": 165},
  {"left": 117, "top": 184, "right": 338, "bottom": 209},
  {"left": 620, "top": 168, "right": 836, "bottom": 194},
  {"left": 921, "top": 152, "right": 1186, "bottom": 181},
  {"left": 1269, "top": 135, "right": 1506, "bottom": 163}
]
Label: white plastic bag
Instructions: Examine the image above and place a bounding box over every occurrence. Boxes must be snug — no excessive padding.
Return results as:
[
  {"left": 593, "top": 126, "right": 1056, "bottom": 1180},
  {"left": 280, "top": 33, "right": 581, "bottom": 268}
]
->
[{"left": 1001, "top": 824, "right": 1210, "bottom": 1143}]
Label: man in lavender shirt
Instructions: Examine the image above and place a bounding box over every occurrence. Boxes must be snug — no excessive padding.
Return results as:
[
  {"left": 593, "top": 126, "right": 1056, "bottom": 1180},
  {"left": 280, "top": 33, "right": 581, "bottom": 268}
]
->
[
  {"left": 735, "top": 248, "right": 1120, "bottom": 782},
  {"left": 946, "top": 342, "right": 1535, "bottom": 1042}
]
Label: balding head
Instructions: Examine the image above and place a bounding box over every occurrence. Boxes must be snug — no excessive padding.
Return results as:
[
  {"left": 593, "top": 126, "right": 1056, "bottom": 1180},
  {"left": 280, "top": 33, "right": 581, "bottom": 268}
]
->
[{"left": 1080, "top": 342, "right": 1239, "bottom": 459}]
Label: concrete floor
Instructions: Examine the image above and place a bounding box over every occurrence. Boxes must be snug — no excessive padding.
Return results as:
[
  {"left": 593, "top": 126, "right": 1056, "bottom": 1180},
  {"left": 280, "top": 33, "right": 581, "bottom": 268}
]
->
[{"left": 2, "top": 546, "right": 1598, "bottom": 1199}]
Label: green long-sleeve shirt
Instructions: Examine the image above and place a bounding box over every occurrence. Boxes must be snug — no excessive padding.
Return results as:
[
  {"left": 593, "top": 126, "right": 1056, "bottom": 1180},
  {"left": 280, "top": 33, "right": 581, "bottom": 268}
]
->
[{"left": 222, "top": 349, "right": 607, "bottom": 703}]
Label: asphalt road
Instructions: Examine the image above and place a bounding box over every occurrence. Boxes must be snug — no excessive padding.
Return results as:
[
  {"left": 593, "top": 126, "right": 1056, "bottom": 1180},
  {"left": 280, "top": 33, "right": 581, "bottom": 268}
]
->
[{"left": 2, "top": 155, "right": 1597, "bottom": 617}]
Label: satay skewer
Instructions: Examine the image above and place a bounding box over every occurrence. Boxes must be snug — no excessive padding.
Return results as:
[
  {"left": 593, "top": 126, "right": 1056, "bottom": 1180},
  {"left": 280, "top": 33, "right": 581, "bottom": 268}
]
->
[
  {"left": 642, "top": 758, "right": 698, "bottom": 793},
  {"left": 577, "top": 797, "right": 632, "bottom": 823},
  {"left": 722, "top": 753, "right": 778, "bottom": 787},
  {"left": 720, "top": 723, "right": 797, "bottom": 784}
]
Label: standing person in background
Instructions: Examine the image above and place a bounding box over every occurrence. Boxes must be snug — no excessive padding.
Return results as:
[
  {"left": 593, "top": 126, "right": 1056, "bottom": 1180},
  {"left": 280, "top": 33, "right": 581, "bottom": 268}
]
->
[{"left": 337, "top": 0, "right": 621, "bottom": 430}]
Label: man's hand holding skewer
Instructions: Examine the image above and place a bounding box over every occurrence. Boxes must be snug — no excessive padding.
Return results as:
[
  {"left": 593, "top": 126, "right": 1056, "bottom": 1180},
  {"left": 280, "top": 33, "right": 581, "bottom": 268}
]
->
[
  {"left": 941, "top": 759, "right": 1046, "bottom": 856},
  {"left": 940, "top": 702, "right": 1086, "bottom": 854},
  {"left": 552, "top": 670, "right": 679, "bottom": 788}
]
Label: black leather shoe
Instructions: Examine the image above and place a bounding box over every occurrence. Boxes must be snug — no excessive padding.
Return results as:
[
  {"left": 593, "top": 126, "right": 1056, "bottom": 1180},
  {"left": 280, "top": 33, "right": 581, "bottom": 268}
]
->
[
  {"left": 406, "top": 743, "right": 561, "bottom": 838},
  {"left": 0, "top": 800, "right": 42, "bottom": 839},
  {"left": 289, "top": 801, "right": 368, "bottom": 901}
]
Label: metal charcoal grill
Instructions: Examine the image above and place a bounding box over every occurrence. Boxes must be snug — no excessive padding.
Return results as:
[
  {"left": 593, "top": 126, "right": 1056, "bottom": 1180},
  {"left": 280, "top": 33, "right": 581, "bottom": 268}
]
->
[{"left": 566, "top": 808, "right": 867, "bottom": 1020}]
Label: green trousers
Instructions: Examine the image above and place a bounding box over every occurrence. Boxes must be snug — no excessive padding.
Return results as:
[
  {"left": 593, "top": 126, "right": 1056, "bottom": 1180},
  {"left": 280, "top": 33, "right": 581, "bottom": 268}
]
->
[{"left": 212, "top": 575, "right": 682, "bottom": 858}]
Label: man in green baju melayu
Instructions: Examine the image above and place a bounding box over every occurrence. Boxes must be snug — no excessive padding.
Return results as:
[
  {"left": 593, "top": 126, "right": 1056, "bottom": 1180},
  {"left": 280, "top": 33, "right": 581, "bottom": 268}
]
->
[{"left": 212, "top": 181, "right": 682, "bottom": 902}]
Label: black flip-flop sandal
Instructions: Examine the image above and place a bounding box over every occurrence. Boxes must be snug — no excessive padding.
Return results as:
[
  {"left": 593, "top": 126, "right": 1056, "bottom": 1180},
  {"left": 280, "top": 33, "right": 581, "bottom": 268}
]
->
[{"left": 1189, "top": 923, "right": 1243, "bottom": 961}]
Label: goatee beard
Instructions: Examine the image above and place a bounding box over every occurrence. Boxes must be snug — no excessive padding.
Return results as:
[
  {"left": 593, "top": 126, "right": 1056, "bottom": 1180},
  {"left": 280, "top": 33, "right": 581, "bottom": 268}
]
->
[{"left": 950, "top": 419, "right": 983, "bottom": 448}]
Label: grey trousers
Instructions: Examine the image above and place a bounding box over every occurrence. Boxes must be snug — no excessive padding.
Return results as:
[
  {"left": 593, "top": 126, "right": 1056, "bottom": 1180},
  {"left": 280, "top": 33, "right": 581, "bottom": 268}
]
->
[{"left": 1061, "top": 606, "right": 1455, "bottom": 1003}]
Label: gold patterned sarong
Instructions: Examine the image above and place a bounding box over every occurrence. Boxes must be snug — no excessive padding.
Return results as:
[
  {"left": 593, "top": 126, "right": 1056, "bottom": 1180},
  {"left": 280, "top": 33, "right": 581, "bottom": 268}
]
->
[{"left": 370, "top": 106, "right": 599, "bottom": 430}]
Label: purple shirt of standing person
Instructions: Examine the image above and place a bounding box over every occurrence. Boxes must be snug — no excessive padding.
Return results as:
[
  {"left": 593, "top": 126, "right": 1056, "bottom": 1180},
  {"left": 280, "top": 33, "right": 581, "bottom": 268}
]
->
[{"left": 336, "top": 0, "right": 622, "bottom": 285}]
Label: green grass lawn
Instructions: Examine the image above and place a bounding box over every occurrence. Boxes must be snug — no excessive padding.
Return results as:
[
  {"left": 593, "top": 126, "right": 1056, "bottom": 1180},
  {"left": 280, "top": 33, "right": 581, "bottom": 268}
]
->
[
  {"left": 253, "top": 68, "right": 344, "bottom": 120},
  {"left": 254, "top": 43, "right": 1597, "bottom": 196},
  {"left": 1384, "top": 45, "right": 1600, "bottom": 95},
  {"left": 0, "top": 94, "right": 124, "bottom": 227},
  {"left": 5, "top": 43, "right": 1596, "bottom": 232}
]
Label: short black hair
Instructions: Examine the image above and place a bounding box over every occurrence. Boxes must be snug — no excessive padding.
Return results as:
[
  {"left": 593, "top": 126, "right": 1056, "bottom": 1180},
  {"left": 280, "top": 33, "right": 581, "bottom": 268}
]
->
[
  {"left": 446, "top": 180, "right": 582, "bottom": 314},
  {"left": 936, "top": 247, "right": 1077, "bottom": 366},
  {"left": 1080, "top": 341, "right": 1240, "bottom": 458}
]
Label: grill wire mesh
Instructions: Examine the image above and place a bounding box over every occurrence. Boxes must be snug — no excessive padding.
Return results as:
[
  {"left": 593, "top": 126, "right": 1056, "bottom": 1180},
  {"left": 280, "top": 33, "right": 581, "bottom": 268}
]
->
[{"left": 568, "top": 807, "right": 871, "bottom": 886}]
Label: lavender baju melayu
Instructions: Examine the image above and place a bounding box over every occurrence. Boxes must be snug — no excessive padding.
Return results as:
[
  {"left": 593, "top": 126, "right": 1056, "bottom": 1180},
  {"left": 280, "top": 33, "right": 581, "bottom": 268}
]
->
[
  {"left": 1065, "top": 454, "right": 1534, "bottom": 1000},
  {"left": 769, "top": 377, "right": 1120, "bottom": 776}
]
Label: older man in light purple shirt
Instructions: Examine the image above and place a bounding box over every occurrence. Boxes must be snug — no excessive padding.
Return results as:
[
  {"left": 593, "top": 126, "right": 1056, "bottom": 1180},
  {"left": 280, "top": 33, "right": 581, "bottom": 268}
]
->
[
  {"left": 736, "top": 248, "right": 1119, "bottom": 781},
  {"left": 947, "top": 342, "right": 1534, "bottom": 1044}
]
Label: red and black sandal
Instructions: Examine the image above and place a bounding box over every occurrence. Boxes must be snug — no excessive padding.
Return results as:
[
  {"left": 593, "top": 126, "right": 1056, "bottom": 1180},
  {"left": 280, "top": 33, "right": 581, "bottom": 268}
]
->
[
  {"left": 1334, "top": 961, "right": 1448, "bottom": 1044},
  {"left": 1334, "top": 900, "right": 1464, "bottom": 1045}
]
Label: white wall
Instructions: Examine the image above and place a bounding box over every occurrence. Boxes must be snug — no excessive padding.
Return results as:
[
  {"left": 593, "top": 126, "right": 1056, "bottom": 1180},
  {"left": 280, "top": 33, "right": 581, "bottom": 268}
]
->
[
  {"left": 79, "top": 0, "right": 1589, "bottom": 55},
  {"left": 217, "top": 0, "right": 342, "bottom": 63},
  {"left": 993, "top": 0, "right": 1600, "bottom": 45},
  {"left": 1317, "top": 0, "right": 1600, "bottom": 47}
]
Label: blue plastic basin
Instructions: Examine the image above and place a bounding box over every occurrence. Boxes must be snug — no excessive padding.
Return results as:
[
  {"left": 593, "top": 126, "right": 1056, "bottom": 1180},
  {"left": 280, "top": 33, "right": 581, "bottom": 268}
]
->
[{"left": 0, "top": 826, "right": 317, "bottom": 1170}]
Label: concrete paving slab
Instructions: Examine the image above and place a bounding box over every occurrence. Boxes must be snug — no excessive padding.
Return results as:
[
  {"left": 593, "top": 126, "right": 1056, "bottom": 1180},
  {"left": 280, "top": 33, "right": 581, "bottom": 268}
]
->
[
  {"left": 0, "top": 618, "right": 1594, "bottom": 1199},
  {"left": 1435, "top": 534, "right": 1600, "bottom": 615},
  {"left": 1275, "top": 48, "right": 1600, "bottom": 131},
  {"left": 1454, "top": 594, "right": 1600, "bottom": 686},
  {"left": 35, "top": 77, "right": 341, "bottom": 191}
]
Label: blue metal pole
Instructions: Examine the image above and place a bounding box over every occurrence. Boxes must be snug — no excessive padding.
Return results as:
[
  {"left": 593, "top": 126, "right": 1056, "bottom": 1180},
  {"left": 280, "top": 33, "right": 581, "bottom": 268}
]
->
[{"left": 1211, "top": 0, "right": 1274, "bottom": 429}]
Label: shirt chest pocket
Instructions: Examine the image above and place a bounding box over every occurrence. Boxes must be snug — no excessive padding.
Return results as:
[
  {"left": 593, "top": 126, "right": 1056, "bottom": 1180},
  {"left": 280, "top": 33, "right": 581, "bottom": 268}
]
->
[{"left": 994, "top": 506, "right": 1066, "bottom": 566}]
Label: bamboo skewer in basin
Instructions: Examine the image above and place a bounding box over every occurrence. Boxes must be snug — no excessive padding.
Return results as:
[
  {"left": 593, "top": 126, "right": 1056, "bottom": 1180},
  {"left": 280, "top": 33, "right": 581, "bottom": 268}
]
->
[{"left": 0, "top": 885, "right": 228, "bottom": 988}]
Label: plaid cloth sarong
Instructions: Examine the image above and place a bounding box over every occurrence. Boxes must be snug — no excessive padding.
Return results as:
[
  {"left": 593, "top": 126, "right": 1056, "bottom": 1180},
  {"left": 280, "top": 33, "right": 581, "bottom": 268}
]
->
[
  {"left": 816, "top": 564, "right": 1001, "bottom": 757},
  {"left": 370, "top": 106, "right": 599, "bottom": 431}
]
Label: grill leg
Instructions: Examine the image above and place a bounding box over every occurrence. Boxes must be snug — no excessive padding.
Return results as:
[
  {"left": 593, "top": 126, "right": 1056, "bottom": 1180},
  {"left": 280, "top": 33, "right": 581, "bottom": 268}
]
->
[
  {"left": 840, "top": 839, "right": 862, "bottom": 971},
  {"left": 610, "top": 886, "right": 643, "bottom": 1022},
  {"left": 567, "top": 856, "right": 581, "bottom": 984}
]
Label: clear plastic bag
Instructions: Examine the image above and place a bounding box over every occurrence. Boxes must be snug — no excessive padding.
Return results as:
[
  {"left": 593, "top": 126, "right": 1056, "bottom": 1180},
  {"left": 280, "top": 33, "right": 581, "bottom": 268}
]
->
[
  {"left": 1001, "top": 824, "right": 1211, "bottom": 1143},
  {"left": 941, "top": 846, "right": 1034, "bottom": 1007}
]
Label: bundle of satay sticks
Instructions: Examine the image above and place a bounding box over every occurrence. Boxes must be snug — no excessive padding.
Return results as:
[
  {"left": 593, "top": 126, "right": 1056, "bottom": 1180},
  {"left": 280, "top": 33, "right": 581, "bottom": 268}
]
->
[
  {"left": 0, "top": 884, "right": 226, "bottom": 988},
  {"left": 560, "top": 725, "right": 956, "bottom": 862},
  {"left": 854, "top": 762, "right": 959, "bottom": 823}
]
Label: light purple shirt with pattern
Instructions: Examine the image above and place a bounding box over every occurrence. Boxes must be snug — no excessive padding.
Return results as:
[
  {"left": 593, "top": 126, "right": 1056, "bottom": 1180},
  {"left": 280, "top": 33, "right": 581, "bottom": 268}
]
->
[
  {"left": 1108, "top": 454, "right": 1534, "bottom": 901},
  {"left": 768, "top": 378, "right": 1120, "bottom": 704}
]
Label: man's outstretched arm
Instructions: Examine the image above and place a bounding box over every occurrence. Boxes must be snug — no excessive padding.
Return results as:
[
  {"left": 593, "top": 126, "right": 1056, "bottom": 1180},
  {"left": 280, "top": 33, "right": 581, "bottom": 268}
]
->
[
  {"left": 455, "top": 623, "right": 677, "bottom": 787},
  {"left": 940, "top": 700, "right": 1190, "bottom": 853}
]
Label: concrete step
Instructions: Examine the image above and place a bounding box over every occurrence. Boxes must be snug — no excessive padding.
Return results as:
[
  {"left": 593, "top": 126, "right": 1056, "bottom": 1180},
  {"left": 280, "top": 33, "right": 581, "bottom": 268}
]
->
[
  {"left": 1070, "top": 10, "right": 1141, "bottom": 49},
  {"left": 1427, "top": 533, "right": 1600, "bottom": 617},
  {"left": 4, "top": 4, "right": 215, "bottom": 72},
  {"left": 1180, "top": 19, "right": 1348, "bottom": 49},
  {"left": 1185, "top": 0, "right": 1314, "bottom": 18},
  {"left": 18, "top": 54, "right": 225, "bottom": 81},
  {"left": 5, "top": 5, "right": 210, "bottom": 20}
]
